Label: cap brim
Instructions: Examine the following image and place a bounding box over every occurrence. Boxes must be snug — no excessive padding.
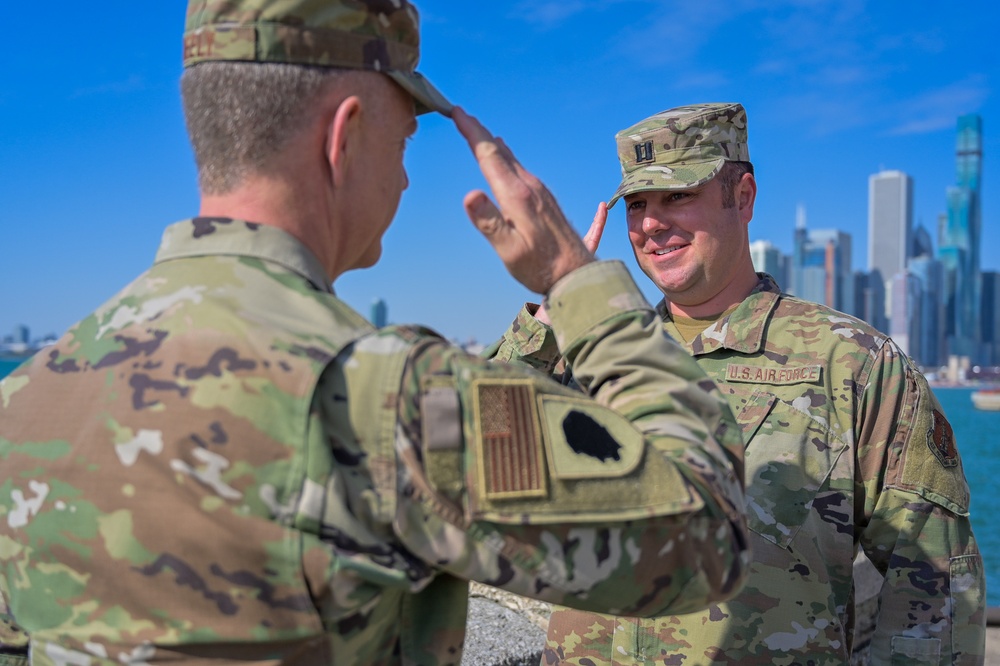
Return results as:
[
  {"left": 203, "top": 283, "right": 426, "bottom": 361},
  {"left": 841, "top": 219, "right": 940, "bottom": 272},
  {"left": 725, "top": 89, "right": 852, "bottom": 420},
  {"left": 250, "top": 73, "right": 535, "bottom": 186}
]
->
[
  {"left": 607, "top": 158, "right": 725, "bottom": 209},
  {"left": 387, "top": 70, "right": 453, "bottom": 117}
]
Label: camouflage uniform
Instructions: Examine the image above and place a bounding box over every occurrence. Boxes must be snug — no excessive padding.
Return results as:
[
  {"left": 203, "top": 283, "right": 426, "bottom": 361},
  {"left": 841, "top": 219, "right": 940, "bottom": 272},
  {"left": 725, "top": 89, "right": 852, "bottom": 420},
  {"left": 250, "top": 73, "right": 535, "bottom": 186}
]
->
[
  {"left": 0, "top": 219, "right": 750, "bottom": 665},
  {"left": 497, "top": 103, "right": 985, "bottom": 665}
]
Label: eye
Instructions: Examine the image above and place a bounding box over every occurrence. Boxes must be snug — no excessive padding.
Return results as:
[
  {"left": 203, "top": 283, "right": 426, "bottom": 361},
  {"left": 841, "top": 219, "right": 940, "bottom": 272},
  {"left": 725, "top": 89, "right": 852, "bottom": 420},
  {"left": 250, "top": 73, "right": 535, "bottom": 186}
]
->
[
  {"left": 667, "top": 192, "right": 690, "bottom": 202},
  {"left": 626, "top": 199, "right": 645, "bottom": 212}
]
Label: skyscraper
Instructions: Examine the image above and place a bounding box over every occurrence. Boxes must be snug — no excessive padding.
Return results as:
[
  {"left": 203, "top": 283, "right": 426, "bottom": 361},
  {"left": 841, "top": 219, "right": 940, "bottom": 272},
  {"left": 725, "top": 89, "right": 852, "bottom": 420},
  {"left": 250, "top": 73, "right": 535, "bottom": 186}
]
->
[
  {"left": 939, "top": 114, "right": 983, "bottom": 361},
  {"left": 749, "top": 240, "right": 789, "bottom": 290},
  {"left": 370, "top": 298, "right": 388, "bottom": 328},
  {"left": 868, "top": 170, "right": 913, "bottom": 298},
  {"left": 792, "top": 221, "right": 853, "bottom": 313},
  {"left": 982, "top": 271, "right": 999, "bottom": 365}
]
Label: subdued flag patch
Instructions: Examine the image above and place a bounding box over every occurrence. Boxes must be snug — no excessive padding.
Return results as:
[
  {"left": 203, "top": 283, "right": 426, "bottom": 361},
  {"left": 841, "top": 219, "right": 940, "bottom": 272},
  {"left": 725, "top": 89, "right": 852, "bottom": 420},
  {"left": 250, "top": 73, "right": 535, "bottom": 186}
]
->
[{"left": 474, "top": 381, "right": 547, "bottom": 500}]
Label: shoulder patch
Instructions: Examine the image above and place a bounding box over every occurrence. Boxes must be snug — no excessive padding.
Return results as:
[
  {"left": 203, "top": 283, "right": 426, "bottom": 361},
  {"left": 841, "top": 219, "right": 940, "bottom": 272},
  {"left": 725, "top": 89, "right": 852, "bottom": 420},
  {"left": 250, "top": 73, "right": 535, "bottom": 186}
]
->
[
  {"left": 927, "top": 408, "right": 958, "bottom": 468},
  {"left": 464, "top": 378, "right": 702, "bottom": 526},
  {"left": 896, "top": 378, "right": 970, "bottom": 515},
  {"left": 472, "top": 379, "right": 547, "bottom": 500},
  {"left": 538, "top": 395, "right": 643, "bottom": 479}
]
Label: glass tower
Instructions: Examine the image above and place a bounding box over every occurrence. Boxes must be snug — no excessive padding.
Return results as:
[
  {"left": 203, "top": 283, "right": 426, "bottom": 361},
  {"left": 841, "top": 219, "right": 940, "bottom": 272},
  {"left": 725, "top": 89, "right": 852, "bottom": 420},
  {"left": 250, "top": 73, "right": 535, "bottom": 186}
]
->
[{"left": 939, "top": 114, "right": 983, "bottom": 360}]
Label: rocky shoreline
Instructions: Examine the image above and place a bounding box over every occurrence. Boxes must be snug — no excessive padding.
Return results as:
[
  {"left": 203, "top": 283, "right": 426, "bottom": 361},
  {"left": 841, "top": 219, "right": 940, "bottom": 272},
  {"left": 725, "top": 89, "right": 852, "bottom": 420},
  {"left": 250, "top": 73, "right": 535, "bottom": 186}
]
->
[{"left": 462, "top": 556, "right": 1000, "bottom": 665}]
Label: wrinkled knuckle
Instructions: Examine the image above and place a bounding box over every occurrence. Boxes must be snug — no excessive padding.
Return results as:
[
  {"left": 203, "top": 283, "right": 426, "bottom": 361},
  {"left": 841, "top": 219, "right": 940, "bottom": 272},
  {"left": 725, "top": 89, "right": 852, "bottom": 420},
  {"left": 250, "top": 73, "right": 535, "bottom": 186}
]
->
[{"left": 479, "top": 214, "right": 505, "bottom": 235}]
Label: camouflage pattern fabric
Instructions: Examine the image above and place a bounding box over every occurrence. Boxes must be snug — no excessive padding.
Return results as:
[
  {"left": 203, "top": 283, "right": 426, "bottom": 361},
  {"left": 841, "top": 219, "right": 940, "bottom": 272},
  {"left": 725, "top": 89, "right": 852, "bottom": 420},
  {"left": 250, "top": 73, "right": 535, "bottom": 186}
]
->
[
  {"left": 492, "top": 274, "right": 985, "bottom": 665},
  {"left": 607, "top": 103, "right": 749, "bottom": 209},
  {"left": 182, "top": 0, "right": 452, "bottom": 116},
  {"left": 0, "top": 220, "right": 750, "bottom": 665}
]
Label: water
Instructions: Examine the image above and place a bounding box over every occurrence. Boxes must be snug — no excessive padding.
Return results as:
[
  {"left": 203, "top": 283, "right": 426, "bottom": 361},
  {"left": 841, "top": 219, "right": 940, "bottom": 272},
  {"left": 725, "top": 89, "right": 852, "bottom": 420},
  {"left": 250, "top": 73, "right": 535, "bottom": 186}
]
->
[
  {"left": 932, "top": 386, "right": 999, "bottom": 606},
  {"left": 0, "top": 362, "right": 995, "bottom": 604},
  {"left": 0, "top": 358, "right": 25, "bottom": 379}
]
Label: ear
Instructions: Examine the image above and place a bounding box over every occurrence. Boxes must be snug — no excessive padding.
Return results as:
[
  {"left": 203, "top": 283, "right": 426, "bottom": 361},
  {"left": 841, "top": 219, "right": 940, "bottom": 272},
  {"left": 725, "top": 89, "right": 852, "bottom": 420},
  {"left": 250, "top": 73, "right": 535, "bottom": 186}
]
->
[
  {"left": 325, "top": 95, "right": 363, "bottom": 188},
  {"left": 737, "top": 172, "right": 757, "bottom": 224}
]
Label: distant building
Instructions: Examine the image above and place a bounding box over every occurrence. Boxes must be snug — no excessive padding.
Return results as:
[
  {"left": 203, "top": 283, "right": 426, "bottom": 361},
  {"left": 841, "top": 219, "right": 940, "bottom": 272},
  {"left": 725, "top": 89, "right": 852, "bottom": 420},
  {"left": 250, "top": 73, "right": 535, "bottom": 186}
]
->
[
  {"left": 852, "top": 270, "right": 889, "bottom": 334},
  {"left": 982, "top": 271, "right": 1000, "bottom": 365},
  {"left": 908, "top": 256, "right": 945, "bottom": 368},
  {"left": 749, "top": 240, "right": 789, "bottom": 290},
  {"left": 370, "top": 298, "right": 388, "bottom": 328},
  {"left": 912, "top": 223, "right": 933, "bottom": 259},
  {"left": 939, "top": 114, "right": 983, "bottom": 361},
  {"left": 868, "top": 170, "right": 913, "bottom": 310},
  {"left": 13, "top": 325, "right": 29, "bottom": 345},
  {"left": 792, "top": 217, "right": 853, "bottom": 313},
  {"left": 889, "top": 271, "right": 922, "bottom": 359}
]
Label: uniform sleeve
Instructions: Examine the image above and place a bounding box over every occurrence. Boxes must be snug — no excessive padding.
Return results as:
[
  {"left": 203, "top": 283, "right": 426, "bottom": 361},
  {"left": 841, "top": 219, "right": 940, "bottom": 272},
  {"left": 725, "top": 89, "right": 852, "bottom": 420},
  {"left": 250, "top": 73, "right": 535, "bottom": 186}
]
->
[
  {"left": 483, "top": 302, "right": 562, "bottom": 373},
  {"left": 856, "top": 341, "right": 986, "bottom": 665},
  {"left": 389, "top": 261, "right": 749, "bottom": 618}
]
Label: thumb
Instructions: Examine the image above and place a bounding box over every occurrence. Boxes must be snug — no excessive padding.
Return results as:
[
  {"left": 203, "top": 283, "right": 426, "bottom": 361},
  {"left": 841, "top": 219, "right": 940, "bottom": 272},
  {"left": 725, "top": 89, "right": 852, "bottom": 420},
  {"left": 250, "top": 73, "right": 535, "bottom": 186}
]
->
[
  {"left": 464, "top": 190, "right": 507, "bottom": 239},
  {"left": 583, "top": 201, "right": 608, "bottom": 255}
]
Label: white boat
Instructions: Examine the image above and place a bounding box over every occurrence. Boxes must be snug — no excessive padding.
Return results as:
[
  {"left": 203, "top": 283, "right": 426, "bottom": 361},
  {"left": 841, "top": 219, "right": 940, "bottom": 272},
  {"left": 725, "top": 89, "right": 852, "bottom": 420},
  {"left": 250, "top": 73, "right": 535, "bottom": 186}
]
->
[{"left": 971, "top": 389, "right": 1000, "bottom": 411}]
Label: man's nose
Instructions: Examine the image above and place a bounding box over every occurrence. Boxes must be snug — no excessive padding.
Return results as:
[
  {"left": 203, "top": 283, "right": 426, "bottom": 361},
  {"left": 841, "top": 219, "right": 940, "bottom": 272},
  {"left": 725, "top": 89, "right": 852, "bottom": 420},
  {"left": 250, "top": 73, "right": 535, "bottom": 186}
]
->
[{"left": 641, "top": 213, "right": 669, "bottom": 236}]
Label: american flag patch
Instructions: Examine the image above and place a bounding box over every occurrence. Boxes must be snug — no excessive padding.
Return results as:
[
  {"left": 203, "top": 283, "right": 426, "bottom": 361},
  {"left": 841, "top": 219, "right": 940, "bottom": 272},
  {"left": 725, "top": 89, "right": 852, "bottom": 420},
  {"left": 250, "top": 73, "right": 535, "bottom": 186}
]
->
[{"left": 475, "top": 381, "right": 547, "bottom": 500}]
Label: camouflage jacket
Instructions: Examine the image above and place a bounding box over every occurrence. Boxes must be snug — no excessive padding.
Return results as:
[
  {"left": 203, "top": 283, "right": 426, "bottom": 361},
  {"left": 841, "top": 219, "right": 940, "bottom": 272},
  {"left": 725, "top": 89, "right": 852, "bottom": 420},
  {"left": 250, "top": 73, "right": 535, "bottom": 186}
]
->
[
  {"left": 0, "top": 219, "right": 750, "bottom": 665},
  {"left": 493, "top": 275, "right": 985, "bottom": 666}
]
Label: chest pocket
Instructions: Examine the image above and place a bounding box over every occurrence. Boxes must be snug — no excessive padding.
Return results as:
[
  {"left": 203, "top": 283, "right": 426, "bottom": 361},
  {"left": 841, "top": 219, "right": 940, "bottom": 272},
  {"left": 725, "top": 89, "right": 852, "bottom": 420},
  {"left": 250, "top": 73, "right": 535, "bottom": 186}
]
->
[{"left": 735, "top": 387, "right": 849, "bottom": 549}]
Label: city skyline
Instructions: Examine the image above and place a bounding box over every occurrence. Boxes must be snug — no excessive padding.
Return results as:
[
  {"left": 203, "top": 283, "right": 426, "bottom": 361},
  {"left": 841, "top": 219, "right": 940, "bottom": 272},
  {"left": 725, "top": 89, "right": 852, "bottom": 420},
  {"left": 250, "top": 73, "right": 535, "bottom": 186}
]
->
[{"left": 2, "top": 3, "right": 997, "bottom": 345}]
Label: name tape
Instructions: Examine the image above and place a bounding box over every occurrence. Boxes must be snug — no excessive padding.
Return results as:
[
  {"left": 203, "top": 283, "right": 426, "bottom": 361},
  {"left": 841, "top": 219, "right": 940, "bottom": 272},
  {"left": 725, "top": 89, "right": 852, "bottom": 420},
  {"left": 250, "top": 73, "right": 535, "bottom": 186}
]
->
[{"left": 725, "top": 363, "right": 822, "bottom": 385}]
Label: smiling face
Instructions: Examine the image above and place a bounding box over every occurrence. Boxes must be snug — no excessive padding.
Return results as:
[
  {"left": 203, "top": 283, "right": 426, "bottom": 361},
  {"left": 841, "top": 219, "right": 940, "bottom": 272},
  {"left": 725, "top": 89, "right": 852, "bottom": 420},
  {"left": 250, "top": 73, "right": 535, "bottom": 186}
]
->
[{"left": 624, "top": 170, "right": 759, "bottom": 318}]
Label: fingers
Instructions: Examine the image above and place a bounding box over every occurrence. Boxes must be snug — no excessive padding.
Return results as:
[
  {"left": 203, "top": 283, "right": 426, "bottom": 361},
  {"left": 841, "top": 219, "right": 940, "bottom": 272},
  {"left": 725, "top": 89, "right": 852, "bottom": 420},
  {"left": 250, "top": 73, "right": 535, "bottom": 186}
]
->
[
  {"left": 583, "top": 202, "right": 608, "bottom": 255},
  {"left": 463, "top": 190, "right": 507, "bottom": 238}
]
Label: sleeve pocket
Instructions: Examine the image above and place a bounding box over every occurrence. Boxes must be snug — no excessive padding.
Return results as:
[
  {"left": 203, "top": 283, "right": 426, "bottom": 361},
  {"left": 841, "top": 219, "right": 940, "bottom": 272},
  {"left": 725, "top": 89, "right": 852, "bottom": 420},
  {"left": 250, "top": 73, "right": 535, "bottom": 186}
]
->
[{"left": 890, "top": 636, "right": 940, "bottom": 665}]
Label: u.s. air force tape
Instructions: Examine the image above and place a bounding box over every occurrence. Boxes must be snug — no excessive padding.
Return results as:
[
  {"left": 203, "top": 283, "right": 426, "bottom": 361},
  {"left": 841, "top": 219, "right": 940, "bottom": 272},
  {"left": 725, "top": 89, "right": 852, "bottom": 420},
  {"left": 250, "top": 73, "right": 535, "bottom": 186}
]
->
[{"left": 726, "top": 363, "right": 822, "bottom": 385}]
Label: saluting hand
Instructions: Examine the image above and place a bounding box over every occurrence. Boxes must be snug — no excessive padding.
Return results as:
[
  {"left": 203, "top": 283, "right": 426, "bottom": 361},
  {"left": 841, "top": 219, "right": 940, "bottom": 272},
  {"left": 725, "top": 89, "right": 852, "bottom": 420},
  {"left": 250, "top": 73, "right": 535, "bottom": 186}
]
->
[{"left": 453, "top": 107, "right": 593, "bottom": 295}]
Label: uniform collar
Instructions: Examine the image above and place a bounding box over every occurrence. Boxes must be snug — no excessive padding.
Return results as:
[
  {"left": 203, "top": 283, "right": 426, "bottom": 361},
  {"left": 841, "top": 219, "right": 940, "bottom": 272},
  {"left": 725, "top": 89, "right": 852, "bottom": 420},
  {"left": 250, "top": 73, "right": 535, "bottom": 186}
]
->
[
  {"left": 656, "top": 273, "right": 782, "bottom": 355},
  {"left": 154, "top": 218, "right": 334, "bottom": 293}
]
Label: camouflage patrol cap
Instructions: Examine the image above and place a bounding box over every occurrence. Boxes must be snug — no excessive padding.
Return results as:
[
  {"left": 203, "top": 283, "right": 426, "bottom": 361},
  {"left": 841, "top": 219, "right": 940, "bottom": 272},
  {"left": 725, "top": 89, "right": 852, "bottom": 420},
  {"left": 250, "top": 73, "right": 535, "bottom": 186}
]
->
[
  {"left": 182, "top": 0, "right": 452, "bottom": 116},
  {"left": 607, "top": 103, "right": 749, "bottom": 208}
]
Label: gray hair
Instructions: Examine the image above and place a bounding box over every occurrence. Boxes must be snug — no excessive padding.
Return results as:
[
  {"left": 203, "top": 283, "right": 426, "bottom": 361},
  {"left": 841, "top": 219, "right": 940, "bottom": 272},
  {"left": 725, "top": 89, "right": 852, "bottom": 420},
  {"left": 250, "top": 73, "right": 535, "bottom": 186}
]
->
[{"left": 181, "top": 62, "right": 358, "bottom": 194}]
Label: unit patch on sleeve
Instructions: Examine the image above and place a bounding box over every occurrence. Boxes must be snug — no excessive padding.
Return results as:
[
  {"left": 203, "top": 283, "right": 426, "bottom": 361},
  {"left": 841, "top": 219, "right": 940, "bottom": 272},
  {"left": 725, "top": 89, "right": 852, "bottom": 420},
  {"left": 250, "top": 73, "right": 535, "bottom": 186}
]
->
[
  {"left": 927, "top": 408, "right": 959, "bottom": 468},
  {"left": 539, "top": 395, "right": 643, "bottom": 479},
  {"left": 725, "top": 363, "right": 822, "bottom": 385}
]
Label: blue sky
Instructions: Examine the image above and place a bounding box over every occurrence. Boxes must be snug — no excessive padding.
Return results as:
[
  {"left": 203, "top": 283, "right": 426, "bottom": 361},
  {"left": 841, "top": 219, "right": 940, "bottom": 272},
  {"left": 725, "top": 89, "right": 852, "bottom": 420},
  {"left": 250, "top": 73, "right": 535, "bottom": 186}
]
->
[{"left": 2, "top": 1, "right": 997, "bottom": 345}]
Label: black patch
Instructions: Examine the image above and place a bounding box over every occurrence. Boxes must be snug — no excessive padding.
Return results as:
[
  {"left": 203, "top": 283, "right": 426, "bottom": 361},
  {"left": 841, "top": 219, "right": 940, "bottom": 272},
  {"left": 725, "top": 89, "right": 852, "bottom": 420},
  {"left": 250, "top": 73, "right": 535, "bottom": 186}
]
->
[
  {"left": 191, "top": 217, "right": 233, "bottom": 238},
  {"left": 92, "top": 331, "right": 169, "bottom": 370},
  {"left": 790, "top": 563, "right": 810, "bottom": 576},
  {"left": 562, "top": 410, "right": 621, "bottom": 462},
  {"left": 484, "top": 556, "right": 516, "bottom": 587},
  {"left": 362, "top": 37, "right": 391, "bottom": 69},
  {"left": 133, "top": 554, "right": 237, "bottom": 615},
  {"left": 209, "top": 563, "right": 313, "bottom": 612},
  {"left": 708, "top": 605, "right": 729, "bottom": 622},
  {"left": 129, "top": 373, "right": 189, "bottom": 410},
  {"left": 329, "top": 436, "right": 366, "bottom": 466},
  {"left": 634, "top": 140, "right": 654, "bottom": 163},
  {"left": 289, "top": 345, "right": 334, "bottom": 364},
  {"left": 927, "top": 408, "right": 959, "bottom": 468},
  {"left": 184, "top": 348, "right": 257, "bottom": 380},
  {"left": 46, "top": 349, "right": 82, "bottom": 374}
]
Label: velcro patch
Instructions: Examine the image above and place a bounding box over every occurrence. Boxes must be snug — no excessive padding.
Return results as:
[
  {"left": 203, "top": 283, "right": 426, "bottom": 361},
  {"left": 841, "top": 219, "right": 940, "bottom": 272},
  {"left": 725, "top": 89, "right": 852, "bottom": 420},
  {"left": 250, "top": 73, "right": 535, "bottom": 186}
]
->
[
  {"left": 927, "top": 408, "right": 958, "bottom": 468},
  {"left": 472, "top": 380, "right": 547, "bottom": 500},
  {"left": 725, "top": 363, "right": 822, "bottom": 385},
  {"left": 539, "top": 395, "right": 644, "bottom": 479}
]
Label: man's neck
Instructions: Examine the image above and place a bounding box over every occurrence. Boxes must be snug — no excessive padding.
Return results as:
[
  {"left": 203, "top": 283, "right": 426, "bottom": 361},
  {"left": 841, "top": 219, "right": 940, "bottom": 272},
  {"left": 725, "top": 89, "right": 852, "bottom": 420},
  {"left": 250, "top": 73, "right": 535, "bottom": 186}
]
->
[
  {"left": 666, "top": 270, "right": 759, "bottom": 319},
  {"left": 199, "top": 174, "right": 339, "bottom": 283}
]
